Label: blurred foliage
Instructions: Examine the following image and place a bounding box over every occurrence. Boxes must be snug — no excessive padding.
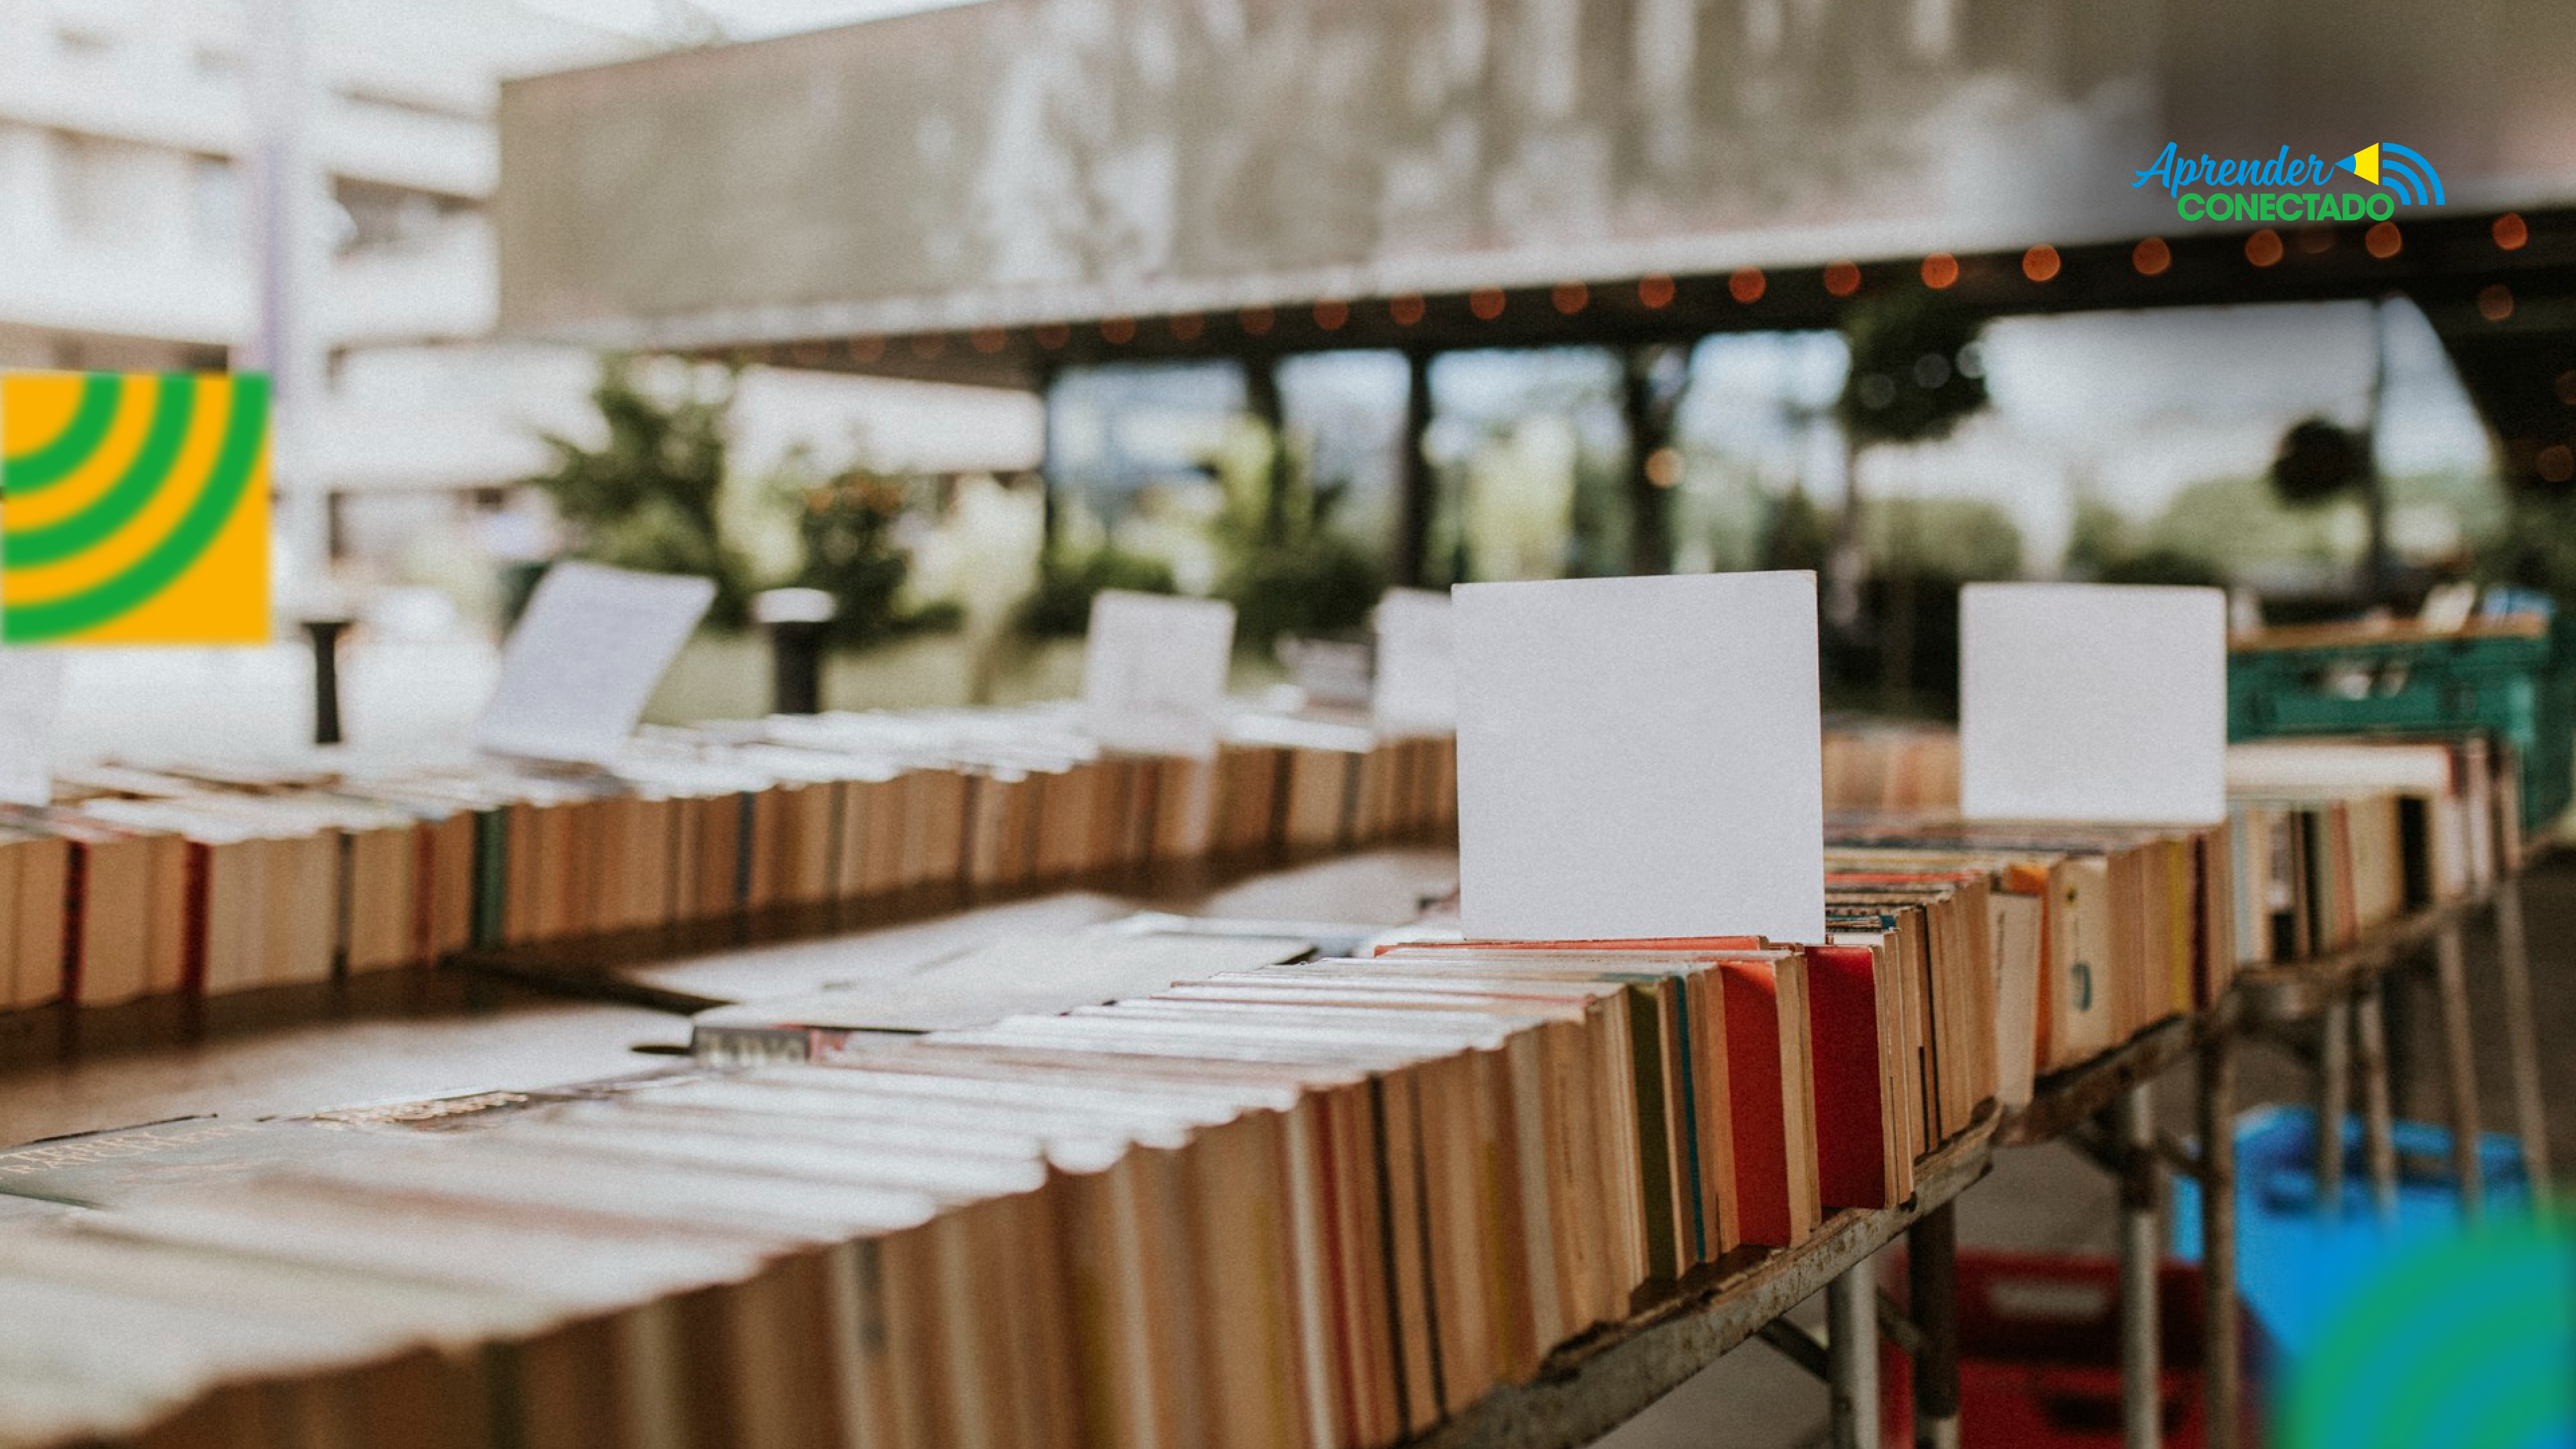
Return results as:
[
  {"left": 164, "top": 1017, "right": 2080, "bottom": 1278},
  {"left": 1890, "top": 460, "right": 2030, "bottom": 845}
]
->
[
  {"left": 2151, "top": 474, "right": 2363, "bottom": 575},
  {"left": 2068, "top": 466, "right": 2502, "bottom": 594},
  {"left": 1760, "top": 486, "right": 1835, "bottom": 574},
  {"left": 2269, "top": 417, "right": 2371, "bottom": 507},
  {"left": 2478, "top": 490, "right": 2576, "bottom": 601},
  {"left": 529, "top": 356, "right": 968, "bottom": 645},
  {"left": 1207, "top": 417, "right": 1386, "bottom": 647},
  {"left": 1863, "top": 496, "right": 2024, "bottom": 580},
  {"left": 1016, "top": 543, "right": 1179, "bottom": 638},
  {"left": 2062, "top": 496, "right": 2130, "bottom": 579},
  {"left": 784, "top": 464, "right": 965, "bottom": 648},
  {"left": 525, "top": 354, "right": 756, "bottom": 626},
  {"left": 1837, "top": 292, "right": 1990, "bottom": 449},
  {"left": 2097, "top": 548, "right": 2231, "bottom": 588}
]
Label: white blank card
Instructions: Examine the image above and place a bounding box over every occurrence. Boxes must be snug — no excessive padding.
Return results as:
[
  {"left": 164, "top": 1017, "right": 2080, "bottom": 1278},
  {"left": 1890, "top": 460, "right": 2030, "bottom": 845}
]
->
[
  {"left": 0, "top": 649, "right": 62, "bottom": 806},
  {"left": 1960, "top": 582, "right": 2226, "bottom": 825},
  {"left": 478, "top": 561, "right": 716, "bottom": 766},
  {"left": 1373, "top": 588, "right": 1456, "bottom": 732},
  {"left": 1082, "top": 590, "right": 1236, "bottom": 758},
  {"left": 1454, "top": 571, "right": 1825, "bottom": 944}
]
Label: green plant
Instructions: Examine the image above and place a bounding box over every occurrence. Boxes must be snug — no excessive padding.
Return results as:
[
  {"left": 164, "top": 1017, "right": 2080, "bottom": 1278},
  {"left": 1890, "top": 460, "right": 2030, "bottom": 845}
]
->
[
  {"left": 2479, "top": 490, "right": 2576, "bottom": 602},
  {"left": 1207, "top": 417, "right": 1386, "bottom": 647},
  {"left": 2097, "top": 547, "right": 2231, "bottom": 589},
  {"left": 1017, "top": 543, "right": 1179, "bottom": 638},
  {"left": 791, "top": 468, "right": 965, "bottom": 648},
  {"left": 525, "top": 355, "right": 757, "bottom": 625},
  {"left": 1222, "top": 532, "right": 1385, "bottom": 647},
  {"left": 1757, "top": 486, "right": 1834, "bottom": 574}
]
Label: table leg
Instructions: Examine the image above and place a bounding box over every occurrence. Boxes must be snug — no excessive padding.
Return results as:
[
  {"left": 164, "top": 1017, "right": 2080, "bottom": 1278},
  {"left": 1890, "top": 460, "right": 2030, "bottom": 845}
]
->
[
  {"left": 1828, "top": 1264, "right": 1879, "bottom": 1449},
  {"left": 2316, "top": 997, "right": 2351, "bottom": 1221},
  {"left": 2118, "top": 1083, "right": 2161, "bottom": 1449},
  {"left": 2491, "top": 880, "right": 2552, "bottom": 1208},
  {"left": 2200, "top": 1030, "right": 2241, "bottom": 1449},
  {"left": 2355, "top": 981, "right": 2398, "bottom": 1223},
  {"left": 2434, "top": 920, "right": 2485, "bottom": 1223},
  {"left": 1909, "top": 1205, "right": 1960, "bottom": 1449}
]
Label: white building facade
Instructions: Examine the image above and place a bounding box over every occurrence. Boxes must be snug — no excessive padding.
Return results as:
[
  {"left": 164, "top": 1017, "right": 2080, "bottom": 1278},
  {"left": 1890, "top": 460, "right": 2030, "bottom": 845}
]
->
[{"left": 0, "top": 0, "right": 1044, "bottom": 594}]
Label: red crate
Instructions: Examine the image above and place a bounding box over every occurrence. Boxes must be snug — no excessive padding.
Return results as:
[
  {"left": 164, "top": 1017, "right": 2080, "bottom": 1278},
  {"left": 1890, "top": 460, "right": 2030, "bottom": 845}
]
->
[{"left": 1880, "top": 1250, "right": 2267, "bottom": 1448}]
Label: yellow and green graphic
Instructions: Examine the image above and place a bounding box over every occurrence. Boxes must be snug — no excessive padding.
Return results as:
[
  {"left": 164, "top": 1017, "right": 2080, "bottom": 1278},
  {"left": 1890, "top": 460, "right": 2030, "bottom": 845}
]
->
[{"left": 0, "top": 371, "right": 270, "bottom": 645}]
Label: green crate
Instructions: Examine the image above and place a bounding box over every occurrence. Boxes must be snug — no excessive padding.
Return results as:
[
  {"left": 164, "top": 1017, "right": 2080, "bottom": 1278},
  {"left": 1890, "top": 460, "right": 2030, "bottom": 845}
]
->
[{"left": 2227, "top": 617, "right": 2576, "bottom": 834}]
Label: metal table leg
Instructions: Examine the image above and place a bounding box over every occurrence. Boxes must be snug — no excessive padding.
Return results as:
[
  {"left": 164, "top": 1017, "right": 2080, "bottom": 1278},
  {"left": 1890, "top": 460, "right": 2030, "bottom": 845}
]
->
[
  {"left": 2117, "top": 1083, "right": 2161, "bottom": 1449},
  {"left": 2316, "top": 997, "right": 2351, "bottom": 1222},
  {"left": 1909, "top": 1205, "right": 1961, "bottom": 1449},
  {"left": 2200, "top": 1030, "right": 2241, "bottom": 1449},
  {"left": 2355, "top": 981, "right": 2399, "bottom": 1223},
  {"left": 2434, "top": 920, "right": 2485, "bottom": 1222},
  {"left": 2492, "top": 880, "right": 2553, "bottom": 1208},
  {"left": 1828, "top": 1264, "right": 1879, "bottom": 1449}
]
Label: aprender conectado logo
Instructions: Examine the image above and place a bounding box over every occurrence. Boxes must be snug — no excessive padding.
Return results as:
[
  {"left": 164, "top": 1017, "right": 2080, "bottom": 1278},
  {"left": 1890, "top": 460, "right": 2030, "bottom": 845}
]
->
[
  {"left": 2132, "top": 142, "right": 2447, "bottom": 223},
  {"left": 0, "top": 371, "right": 271, "bottom": 645}
]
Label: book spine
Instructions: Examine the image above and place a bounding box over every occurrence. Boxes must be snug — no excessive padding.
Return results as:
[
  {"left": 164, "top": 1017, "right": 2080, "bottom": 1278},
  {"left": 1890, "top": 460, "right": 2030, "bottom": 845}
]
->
[
  {"left": 178, "top": 841, "right": 211, "bottom": 996},
  {"left": 58, "top": 841, "right": 86, "bottom": 1007},
  {"left": 471, "top": 808, "right": 506, "bottom": 950}
]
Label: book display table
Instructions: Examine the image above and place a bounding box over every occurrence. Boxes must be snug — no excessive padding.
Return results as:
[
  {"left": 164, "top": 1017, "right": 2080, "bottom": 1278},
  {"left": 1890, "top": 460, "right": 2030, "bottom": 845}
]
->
[{"left": 0, "top": 841, "right": 2555, "bottom": 1449}]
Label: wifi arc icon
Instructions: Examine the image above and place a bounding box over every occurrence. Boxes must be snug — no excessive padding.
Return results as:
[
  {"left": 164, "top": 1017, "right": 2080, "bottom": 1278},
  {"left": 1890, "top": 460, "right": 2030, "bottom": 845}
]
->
[
  {"left": 0, "top": 371, "right": 271, "bottom": 645},
  {"left": 2282, "top": 1217, "right": 2576, "bottom": 1449},
  {"left": 2337, "top": 143, "right": 2447, "bottom": 207}
]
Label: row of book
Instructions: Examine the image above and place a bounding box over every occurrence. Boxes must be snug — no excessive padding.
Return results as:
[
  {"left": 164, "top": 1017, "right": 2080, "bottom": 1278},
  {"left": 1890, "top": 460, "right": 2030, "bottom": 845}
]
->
[
  {"left": 1817, "top": 724, "right": 2523, "bottom": 971},
  {"left": 0, "top": 926, "right": 1992, "bottom": 1449},
  {"left": 692, "top": 812, "right": 2233, "bottom": 1134},
  {"left": 0, "top": 706, "right": 1458, "bottom": 1015},
  {"left": 1827, "top": 818, "right": 2234, "bottom": 1099},
  {"left": 1821, "top": 718, "right": 1963, "bottom": 814},
  {"left": 2223, "top": 736, "right": 2520, "bottom": 966},
  {"left": 0, "top": 798, "right": 2245, "bottom": 1449}
]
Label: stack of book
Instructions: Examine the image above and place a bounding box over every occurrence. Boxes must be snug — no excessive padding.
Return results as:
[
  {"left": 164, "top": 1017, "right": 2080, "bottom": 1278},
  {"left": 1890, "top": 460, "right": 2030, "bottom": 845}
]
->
[
  {"left": 2223, "top": 736, "right": 2518, "bottom": 965},
  {"left": 1822, "top": 720, "right": 2525, "bottom": 971},
  {"left": 0, "top": 932, "right": 1981, "bottom": 1449},
  {"left": 1826, "top": 817, "right": 2237, "bottom": 1106},
  {"left": 1821, "top": 719, "right": 1962, "bottom": 814},
  {"left": 0, "top": 706, "right": 1457, "bottom": 1016}
]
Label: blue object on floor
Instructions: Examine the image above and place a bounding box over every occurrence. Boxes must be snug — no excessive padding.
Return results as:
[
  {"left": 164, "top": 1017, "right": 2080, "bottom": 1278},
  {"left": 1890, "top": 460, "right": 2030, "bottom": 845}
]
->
[{"left": 2169, "top": 1104, "right": 2533, "bottom": 1360}]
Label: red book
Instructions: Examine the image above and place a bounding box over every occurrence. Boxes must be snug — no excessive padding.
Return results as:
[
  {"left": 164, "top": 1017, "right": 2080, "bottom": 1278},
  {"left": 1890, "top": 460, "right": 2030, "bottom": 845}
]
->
[
  {"left": 1721, "top": 957, "right": 1796, "bottom": 1246},
  {"left": 1805, "top": 944, "right": 1895, "bottom": 1210}
]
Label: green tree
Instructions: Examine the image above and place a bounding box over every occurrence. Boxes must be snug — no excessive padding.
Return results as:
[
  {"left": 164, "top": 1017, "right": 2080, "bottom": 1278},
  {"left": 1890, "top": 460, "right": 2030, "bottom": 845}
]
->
[
  {"left": 525, "top": 355, "right": 756, "bottom": 625},
  {"left": 1206, "top": 417, "right": 1386, "bottom": 649},
  {"left": 1864, "top": 497, "right": 2024, "bottom": 581},
  {"left": 1831, "top": 292, "right": 1993, "bottom": 702},
  {"left": 1016, "top": 543, "right": 1180, "bottom": 638},
  {"left": 1837, "top": 292, "right": 1990, "bottom": 450}
]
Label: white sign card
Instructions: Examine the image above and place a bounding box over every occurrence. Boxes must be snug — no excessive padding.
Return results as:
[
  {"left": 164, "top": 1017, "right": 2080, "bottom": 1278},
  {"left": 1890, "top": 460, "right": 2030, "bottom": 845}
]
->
[
  {"left": 1373, "top": 587, "right": 1456, "bottom": 732},
  {"left": 476, "top": 560, "right": 716, "bottom": 766},
  {"left": 0, "top": 649, "right": 64, "bottom": 806},
  {"left": 1081, "top": 590, "right": 1236, "bottom": 758},
  {"left": 1959, "top": 582, "right": 2226, "bottom": 825},
  {"left": 1453, "top": 570, "right": 1826, "bottom": 944}
]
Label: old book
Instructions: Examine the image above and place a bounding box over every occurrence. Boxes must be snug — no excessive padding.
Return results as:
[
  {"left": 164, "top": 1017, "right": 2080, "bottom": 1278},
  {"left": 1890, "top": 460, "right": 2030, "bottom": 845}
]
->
[{"left": 690, "top": 933, "right": 1313, "bottom": 1059}]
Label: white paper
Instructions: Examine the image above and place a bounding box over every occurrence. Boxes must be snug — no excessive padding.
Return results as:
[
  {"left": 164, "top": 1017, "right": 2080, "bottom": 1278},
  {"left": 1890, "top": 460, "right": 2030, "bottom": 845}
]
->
[
  {"left": 1960, "top": 582, "right": 2226, "bottom": 825},
  {"left": 1373, "top": 587, "right": 1456, "bottom": 732},
  {"left": 1081, "top": 590, "right": 1236, "bottom": 758},
  {"left": 1453, "top": 571, "right": 1826, "bottom": 944},
  {"left": 0, "top": 649, "right": 63, "bottom": 806},
  {"left": 476, "top": 561, "right": 715, "bottom": 766}
]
